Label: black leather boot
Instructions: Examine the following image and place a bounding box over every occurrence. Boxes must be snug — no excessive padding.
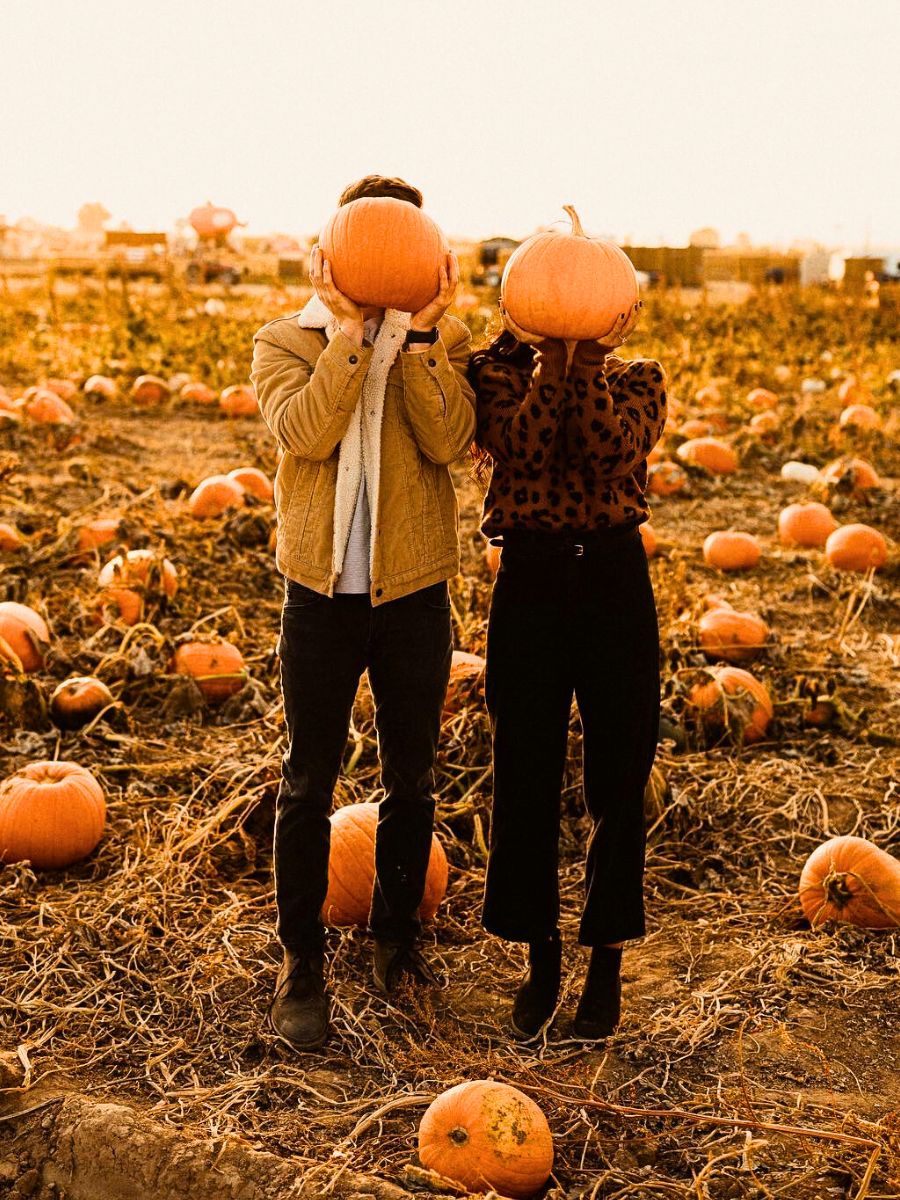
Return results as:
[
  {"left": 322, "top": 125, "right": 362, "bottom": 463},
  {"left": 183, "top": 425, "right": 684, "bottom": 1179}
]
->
[
  {"left": 572, "top": 946, "right": 622, "bottom": 1040},
  {"left": 373, "top": 939, "right": 444, "bottom": 997},
  {"left": 509, "top": 929, "right": 562, "bottom": 1041},
  {"left": 268, "top": 946, "right": 329, "bottom": 1050}
]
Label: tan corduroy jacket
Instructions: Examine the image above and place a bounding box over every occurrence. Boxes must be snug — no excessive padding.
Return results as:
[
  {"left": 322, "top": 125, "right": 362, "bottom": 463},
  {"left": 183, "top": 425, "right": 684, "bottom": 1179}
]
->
[{"left": 250, "top": 310, "right": 476, "bottom": 604}]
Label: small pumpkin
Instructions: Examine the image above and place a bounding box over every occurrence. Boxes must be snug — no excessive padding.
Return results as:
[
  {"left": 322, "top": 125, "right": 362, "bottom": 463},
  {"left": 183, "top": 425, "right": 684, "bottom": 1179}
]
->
[
  {"left": 444, "top": 650, "right": 486, "bottom": 716},
  {"left": 702, "top": 531, "right": 761, "bottom": 571},
  {"left": 799, "top": 835, "right": 900, "bottom": 929},
  {"left": 49, "top": 676, "right": 115, "bottom": 730},
  {"left": 320, "top": 195, "right": 449, "bottom": 313},
  {"left": 824, "top": 524, "right": 887, "bottom": 572},
  {"left": 226, "top": 466, "right": 274, "bottom": 502},
  {"left": 0, "top": 602, "right": 50, "bottom": 672},
  {"left": 778, "top": 502, "right": 838, "bottom": 548},
  {"left": 219, "top": 385, "right": 259, "bottom": 417},
  {"left": 180, "top": 381, "right": 219, "bottom": 405},
  {"left": 97, "top": 548, "right": 178, "bottom": 626},
  {"left": 747, "top": 387, "right": 778, "bottom": 410},
  {"left": 323, "top": 802, "right": 447, "bottom": 927},
  {"left": 838, "top": 404, "right": 881, "bottom": 431},
  {"left": 45, "top": 378, "right": 77, "bottom": 401},
  {"left": 188, "top": 474, "right": 246, "bottom": 518},
  {"left": 819, "top": 457, "right": 881, "bottom": 493},
  {"left": 648, "top": 460, "right": 688, "bottom": 496},
  {"left": 500, "top": 205, "right": 638, "bottom": 341},
  {"left": 83, "top": 375, "right": 118, "bottom": 401},
  {"left": 0, "top": 523, "right": 25, "bottom": 552},
  {"left": 23, "top": 388, "right": 75, "bottom": 425},
  {"left": 678, "top": 418, "right": 712, "bottom": 439},
  {"left": 130, "top": 375, "right": 170, "bottom": 406},
  {"left": 687, "top": 666, "right": 773, "bottom": 744},
  {"left": 75, "top": 517, "right": 125, "bottom": 554},
  {"left": 698, "top": 605, "right": 768, "bottom": 663},
  {"left": 676, "top": 437, "right": 737, "bottom": 475},
  {"left": 172, "top": 641, "right": 247, "bottom": 703},
  {"left": 485, "top": 542, "right": 501, "bottom": 576},
  {"left": 0, "top": 760, "right": 106, "bottom": 869},
  {"left": 639, "top": 522, "right": 658, "bottom": 557},
  {"left": 694, "top": 383, "right": 722, "bottom": 407},
  {"left": 418, "top": 1080, "right": 553, "bottom": 1200},
  {"left": 749, "top": 411, "right": 779, "bottom": 437}
]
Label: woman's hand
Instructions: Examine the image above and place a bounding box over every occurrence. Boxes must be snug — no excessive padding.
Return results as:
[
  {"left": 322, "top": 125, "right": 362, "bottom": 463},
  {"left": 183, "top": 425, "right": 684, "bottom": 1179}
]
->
[
  {"left": 595, "top": 300, "right": 643, "bottom": 353},
  {"left": 409, "top": 250, "right": 459, "bottom": 333},
  {"left": 498, "top": 298, "right": 568, "bottom": 357},
  {"left": 309, "top": 245, "right": 364, "bottom": 344}
]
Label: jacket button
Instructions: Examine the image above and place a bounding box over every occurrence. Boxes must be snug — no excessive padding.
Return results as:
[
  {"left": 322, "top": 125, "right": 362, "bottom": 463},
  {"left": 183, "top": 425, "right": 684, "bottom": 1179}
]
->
[
  {"left": 349, "top": 354, "right": 358, "bottom": 364},
  {"left": 375, "top": 587, "right": 383, "bottom": 597},
  {"left": 427, "top": 358, "right": 436, "bottom": 367}
]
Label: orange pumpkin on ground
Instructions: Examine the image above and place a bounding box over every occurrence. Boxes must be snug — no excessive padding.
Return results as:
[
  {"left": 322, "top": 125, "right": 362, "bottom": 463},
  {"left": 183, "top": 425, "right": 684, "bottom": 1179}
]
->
[
  {"left": 704, "top": 410, "right": 731, "bottom": 434},
  {"left": 49, "top": 677, "right": 115, "bottom": 730},
  {"left": 648, "top": 461, "right": 688, "bottom": 496},
  {"left": 320, "top": 195, "right": 449, "bottom": 314},
  {"left": 819, "top": 457, "right": 881, "bottom": 493},
  {"left": 703, "top": 531, "right": 761, "bottom": 571},
  {"left": 180, "top": 381, "right": 219, "bottom": 406},
  {"left": 687, "top": 666, "right": 773, "bottom": 744},
  {"left": 219, "top": 384, "right": 259, "bottom": 417},
  {"left": 96, "top": 549, "right": 178, "bottom": 626},
  {"left": 226, "top": 466, "right": 274, "bottom": 502},
  {"left": 778, "top": 502, "right": 838, "bottom": 548},
  {"left": 694, "top": 383, "right": 722, "bottom": 407},
  {"left": 747, "top": 387, "right": 779, "bottom": 410},
  {"left": 23, "top": 388, "right": 75, "bottom": 425},
  {"left": 676, "top": 437, "right": 737, "bottom": 475},
  {"left": 323, "top": 802, "right": 447, "bottom": 926},
  {"left": 824, "top": 524, "right": 887, "bottom": 572},
  {"left": 0, "top": 760, "right": 106, "bottom": 869},
  {"left": 75, "top": 518, "right": 124, "bottom": 554},
  {"left": 45, "top": 378, "right": 77, "bottom": 401},
  {"left": 83, "top": 375, "right": 117, "bottom": 401},
  {"left": 444, "top": 650, "right": 486, "bottom": 715},
  {"left": 172, "top": 641, "right": 247, "bottom": 703},
  {"left": 0, "top": 602, "right": 50, "bottom": 672},
  {"left": 485, "top": 542, "right": 501, "bottom": 576},
  {"left": 131, "top": 375, "right": 169, "bottom": 405},
  {"left": 749, "top": 411, "right": 780, "bottom": 437},
  {"left": 188, "top": 474, "right": 246, "bottom": 518},
  {"left": 677, "top": 418, "right": 712, "bottom": 439},
  {"left": 838, "top": 404, "right": 881, "bottom": 431},
  {"left": 799, "top": 836, "right": 900, "bottom": 929},
  {"left": 639, "top": 522, "right": 658, "bottom": 557},
  {"left": 0, "top": 523, "right": 25, "bottom": 551},
  {"left": 418, "top": 1080, "right": 553, "bottom": 1200},
  {"left": 698, "top": 604, "right": 768, "bottom": 663}
]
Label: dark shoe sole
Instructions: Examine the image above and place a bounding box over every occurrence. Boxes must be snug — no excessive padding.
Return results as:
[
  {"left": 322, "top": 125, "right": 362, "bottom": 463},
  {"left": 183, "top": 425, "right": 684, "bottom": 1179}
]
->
[{"left": 267, "top": 1006, "right": 330, "bottom": 1051}]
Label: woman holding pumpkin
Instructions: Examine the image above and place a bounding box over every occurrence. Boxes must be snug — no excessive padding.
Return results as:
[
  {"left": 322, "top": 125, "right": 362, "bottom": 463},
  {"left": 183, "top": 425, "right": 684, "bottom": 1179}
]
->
[{"left": 469, "top": 221, "right": 667, "bottom": 1041}]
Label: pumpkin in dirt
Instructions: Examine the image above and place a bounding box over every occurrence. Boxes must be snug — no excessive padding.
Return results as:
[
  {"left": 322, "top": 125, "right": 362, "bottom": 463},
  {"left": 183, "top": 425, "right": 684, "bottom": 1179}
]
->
[
  {"left": 485, "top": 542, "right": 501, "bottom": 576},
  {"left": 838, "top": 404, "right": 881, "bottom": 432},
  {"left": 171, "top": 641, "right": 247, "bottom": 703},
  {"left": 130, "top": 375, "right": 170, "bottom": 406},
  {"left": 747, "top": 387, "right": 778, "bottom": 410},
  {"left": 678, "top": 418, "right": 712, "bottom": 439},
  {"left": 23, "top": 388, "right": 75, "bottom": 425},
  {"left": 702, "top": 531, "right": 761, "bottom": 571},
  {"left": 0, "top": 760, "right": 106, "bottom": 869},
  {"left": 96, "top": 548, "right": 178, "bottom": 626},
  {"left": 319, "top": 195, "right": 449, "bottom": 313},
  {"left": 639, "top": 522, "right": 658, "bottom": 557},
  {"left": 0, "top": 602, "right": 50, "bottom": 672},
  {"left": 188, "top": 474, "right": 246, "bottom": 518},
  {"left": 749, "top": 411, "right": 780, "bottom": 438},
  {"left": 819, "top": 457, "right": 881, "bottom": 493},
  {"left": 799, "top": 835, "right": 900, "bottom": 929},
  {"left": 824, "top": 524, "right": 887, "bottom": 572},
  {"left": 49, "top": 677, "right": 115, "bottom": 730},
  {"left": 418, "top": 1080, "right": 553, "bottom": 1200},
  {"left": 227, "top": 466, "right": 274, "bottom": 502},
  {"left": 694, "top": 383, "right": 722, "bottom": 407},
  {"left": 83, "top": 375, "right": 117, "bottom": 401},
  {"left": 180, "top": 382, "right": 219, "bottom": 406},
  {"left": 500, "top": 205, "right": 638, "bottom": 341},
  {"left": 0, "top": 523, "right": 25, "bottom": 552},
  {"left": 698, "top": 602, "right": 768, "bottom": 663},
  {"left": 444, "top": 650, "right": 486, "bottom": 715},
  {"left": 219, "top": 385, "right": 259, "bottom": 417},
  {"left": 648, "top": 460, "right": 688, "bottom": 496},
  {"left": 75, "top": 518, "right": 125, "bottom": 554},
  {"left": 687, "top": 666, "right": 773, "bottom": 743},
  {"left": 45, "top": 378, "right": 77, "bottom": 401},
  {"left": 323, "top": 802, "right": 447, "bottom": 927},
  {"left": 676, "top": 437, "right": 737, "bottom": 475},
  {"left": 778, "top": 502, "right": 838, "bottom": 548}
]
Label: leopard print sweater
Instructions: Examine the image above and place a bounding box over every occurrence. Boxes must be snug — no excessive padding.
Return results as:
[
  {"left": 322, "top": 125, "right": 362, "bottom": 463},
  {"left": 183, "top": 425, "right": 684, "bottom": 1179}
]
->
[{"left": 471, "top": 337, "right": 668, "bottom": 536}]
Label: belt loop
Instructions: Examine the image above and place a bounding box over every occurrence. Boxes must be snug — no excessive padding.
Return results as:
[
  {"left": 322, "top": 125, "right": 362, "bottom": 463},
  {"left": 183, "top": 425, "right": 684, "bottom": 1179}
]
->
[{"left": 573, "top": 543, "right": 584, "bottom": 557}]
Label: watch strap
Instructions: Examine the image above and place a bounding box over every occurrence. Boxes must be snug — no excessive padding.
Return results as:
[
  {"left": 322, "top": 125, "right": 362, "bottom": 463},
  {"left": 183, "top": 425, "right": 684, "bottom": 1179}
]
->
[{"left": 404, "top": 327, "right": 439, "bottom": 345}]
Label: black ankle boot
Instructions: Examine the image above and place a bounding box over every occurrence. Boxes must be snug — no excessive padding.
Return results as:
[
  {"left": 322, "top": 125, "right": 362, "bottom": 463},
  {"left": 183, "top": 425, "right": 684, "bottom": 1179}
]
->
[
  {"left": 573, "top": 946, "right": 622, "bottom": 1040},
  {"left": 268, "top": 946, "right": 330, "bottom": 1050},
  {"left": 509, "top": 929, "right": 562, "bottom": 1041}
]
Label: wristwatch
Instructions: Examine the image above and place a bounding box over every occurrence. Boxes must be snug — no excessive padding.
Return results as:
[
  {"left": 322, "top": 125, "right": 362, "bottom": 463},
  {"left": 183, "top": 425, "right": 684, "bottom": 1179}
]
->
[{"left": 404, "top": 327, "right": 439, "bottom": 347}]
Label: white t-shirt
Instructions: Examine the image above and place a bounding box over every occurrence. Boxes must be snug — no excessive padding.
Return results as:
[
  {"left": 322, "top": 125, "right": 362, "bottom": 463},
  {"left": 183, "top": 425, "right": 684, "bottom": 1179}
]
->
[{"left": 334, "top": 315, "right": 379, "bottom": 594}]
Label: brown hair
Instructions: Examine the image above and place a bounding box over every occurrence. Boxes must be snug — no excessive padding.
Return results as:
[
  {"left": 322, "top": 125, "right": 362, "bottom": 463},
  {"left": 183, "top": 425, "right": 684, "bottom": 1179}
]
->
[{"left": 338, "top": 175, "right": 423, "bottom": 208}]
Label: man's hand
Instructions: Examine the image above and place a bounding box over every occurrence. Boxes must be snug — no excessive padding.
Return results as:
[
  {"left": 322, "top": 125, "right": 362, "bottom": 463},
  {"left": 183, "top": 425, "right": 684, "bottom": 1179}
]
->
[
  {"left": 309, "top": 245, "right": 365, "bottom": 345},
  {"left": 595, "top": 299, "right": 643, "bottom": 353},
  {"left": 408, "top": 251, "right": 459, "bottom": 336}
]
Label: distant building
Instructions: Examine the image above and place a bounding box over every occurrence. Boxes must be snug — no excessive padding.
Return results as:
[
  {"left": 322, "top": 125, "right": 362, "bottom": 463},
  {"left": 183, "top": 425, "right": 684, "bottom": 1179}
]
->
[{"left": 690, "top": 227, "right": 720, "bottom": 250}]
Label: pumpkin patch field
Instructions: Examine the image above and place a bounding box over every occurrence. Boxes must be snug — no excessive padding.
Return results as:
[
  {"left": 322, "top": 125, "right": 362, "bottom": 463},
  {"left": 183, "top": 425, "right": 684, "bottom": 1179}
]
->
[{"left": 1, "top": 278, "right": 899, "bottom": 1199}]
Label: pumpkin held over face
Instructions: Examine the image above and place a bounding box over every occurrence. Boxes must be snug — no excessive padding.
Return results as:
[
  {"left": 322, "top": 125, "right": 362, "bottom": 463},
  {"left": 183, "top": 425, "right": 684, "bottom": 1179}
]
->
[
  {"left": 0, "top": 760, "right": 106, "bottom": 869},
  {"left": 319, "top": 196, "right": 448, "bottom": 313},
  {"left": 418, "top": 1080, "right": 554, "bottom": 1200},
  {"left": 500, "top": 205, "right": 638, "bottom": 341},
  {"left": 322, "top": 802, "right": 448, "bottom": 927},
  {"left": 799, "top": 835, "right": 900, "bottom": 929}
]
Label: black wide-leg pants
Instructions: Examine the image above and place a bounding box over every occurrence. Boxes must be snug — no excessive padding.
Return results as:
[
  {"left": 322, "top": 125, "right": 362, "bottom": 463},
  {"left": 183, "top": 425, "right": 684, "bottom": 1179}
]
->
[
  {"left": 482, "top": 525, "right": 660, "bottom": 947},
  {"left": 274, "top": 577, "right": 452, "bottom": 952}
]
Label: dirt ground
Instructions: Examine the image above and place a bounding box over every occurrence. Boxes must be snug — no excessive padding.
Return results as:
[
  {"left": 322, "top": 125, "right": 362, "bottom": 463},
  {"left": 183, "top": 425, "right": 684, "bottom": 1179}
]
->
[{"left": 1, "top": 284, "right": 899, "bottom": 1197}]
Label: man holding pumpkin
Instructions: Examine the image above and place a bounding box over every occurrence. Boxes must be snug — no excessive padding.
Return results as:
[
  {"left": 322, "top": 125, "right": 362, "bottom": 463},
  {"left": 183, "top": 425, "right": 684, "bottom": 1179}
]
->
[{"left": 250, "top": 176, "right": 476, "bottom": 1050}]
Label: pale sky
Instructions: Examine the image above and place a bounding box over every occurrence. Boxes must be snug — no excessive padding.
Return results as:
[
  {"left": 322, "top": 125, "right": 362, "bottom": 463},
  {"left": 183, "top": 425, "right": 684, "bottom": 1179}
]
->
[{"left": 2, "top": 0, "right": 899, "bottom": 249}]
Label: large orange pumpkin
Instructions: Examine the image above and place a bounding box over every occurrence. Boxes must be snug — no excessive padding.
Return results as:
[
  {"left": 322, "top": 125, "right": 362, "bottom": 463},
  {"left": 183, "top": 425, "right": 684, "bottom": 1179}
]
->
[
  {"left": 97, "top": 548, "right": 178, "bottom": 626},
  {"left": 500, "top": 206, "right": 638, "bottom": 341},
  {"left": 687, "top": 666, "right": 773, "bottom": 744},
  {"left": 23, "top": 388, "right": 75, "bottom": 425},
  {"left": 0, "top": 602, "right": 50, "bottom": 672},
  {"left": 799, "top": 835, "right": 900, "bottom": 929},
  {"left": 172, "top": 641, "right": 247, "bottom": 703},
  {"left": 0, "top": 760, "right": 106, "bottom": 869},
  {"left": 824, "top": 524, "right": 887, "bottom": 572},
  {"left": 778, "top": 502, "right": 838, "bottom": 548},
  {"left": 698, "top": 605, "right": 768, "bottom": 663},
  {"left": 49, "top": 677, "right": 115, "bottom": 730},
  {"left": 319, "top": 196, "right": 448, "bottom": 313},
  {"left": 418, "top": 1080, "right": 553, "bottom": 1200},
  {"left": 130, "top": 375, "right": 170, "bottom": 406},
  {"left": 323, "top": 802, "right": 447, "bottom": 927},
  {"left": 226, "top": 466, "right": 274, "bottom": 502},
  {"left": 702, "top": 531, "right": 761, "bottom": 571},
  {"left": 219, "top": 385, "right": 259, "bottom": 417},
  {"left": 648, "top": 461, "right": 688, "bottom": 496},
  {"left": 676, "top": 437, "right": 737, "bottom": 475},
  {"left": 188, "top": 474, "right": 246, "bottom": 518}
]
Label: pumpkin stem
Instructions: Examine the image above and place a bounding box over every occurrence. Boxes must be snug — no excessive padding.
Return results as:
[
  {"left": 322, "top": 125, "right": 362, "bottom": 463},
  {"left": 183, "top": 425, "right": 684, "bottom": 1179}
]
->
[
  {"left": 822, "top": 869, "right": 854, "bottom": 909},
  {"left": 563, "top": 205, "right": 585, "bottom": 237},
  {"left": 448, "top": 1126, "right": 469, "bottom": 1146}
]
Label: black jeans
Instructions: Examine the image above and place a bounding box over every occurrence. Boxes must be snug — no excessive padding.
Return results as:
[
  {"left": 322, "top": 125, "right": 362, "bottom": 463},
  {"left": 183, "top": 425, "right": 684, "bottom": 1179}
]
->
[
  {"left": 275, "top": 577, "right": 452, "bottom": 951},
  {"left": 482, "top": 526, "right": 660, "bottom": 947}
]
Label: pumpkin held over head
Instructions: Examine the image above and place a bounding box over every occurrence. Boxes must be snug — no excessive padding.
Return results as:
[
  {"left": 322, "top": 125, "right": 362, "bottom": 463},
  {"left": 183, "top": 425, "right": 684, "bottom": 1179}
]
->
[
  {"left": 500, "top": 206, "right": 638, "bottom": 341},
  {"left": 0, "top": 760, "right": 106, "bottom": 869},
  {"left": 799, "top": 835, "right": 900, "bottom": 929},
  {"left": 322, "top": 802, "right": 447, "bottom": 927},
  {"left": 319, "top": 196, "right": 448, "bottom": 313},
  {"left": 418, "top": 1080, "right": 554, "bottom": 1200}
]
